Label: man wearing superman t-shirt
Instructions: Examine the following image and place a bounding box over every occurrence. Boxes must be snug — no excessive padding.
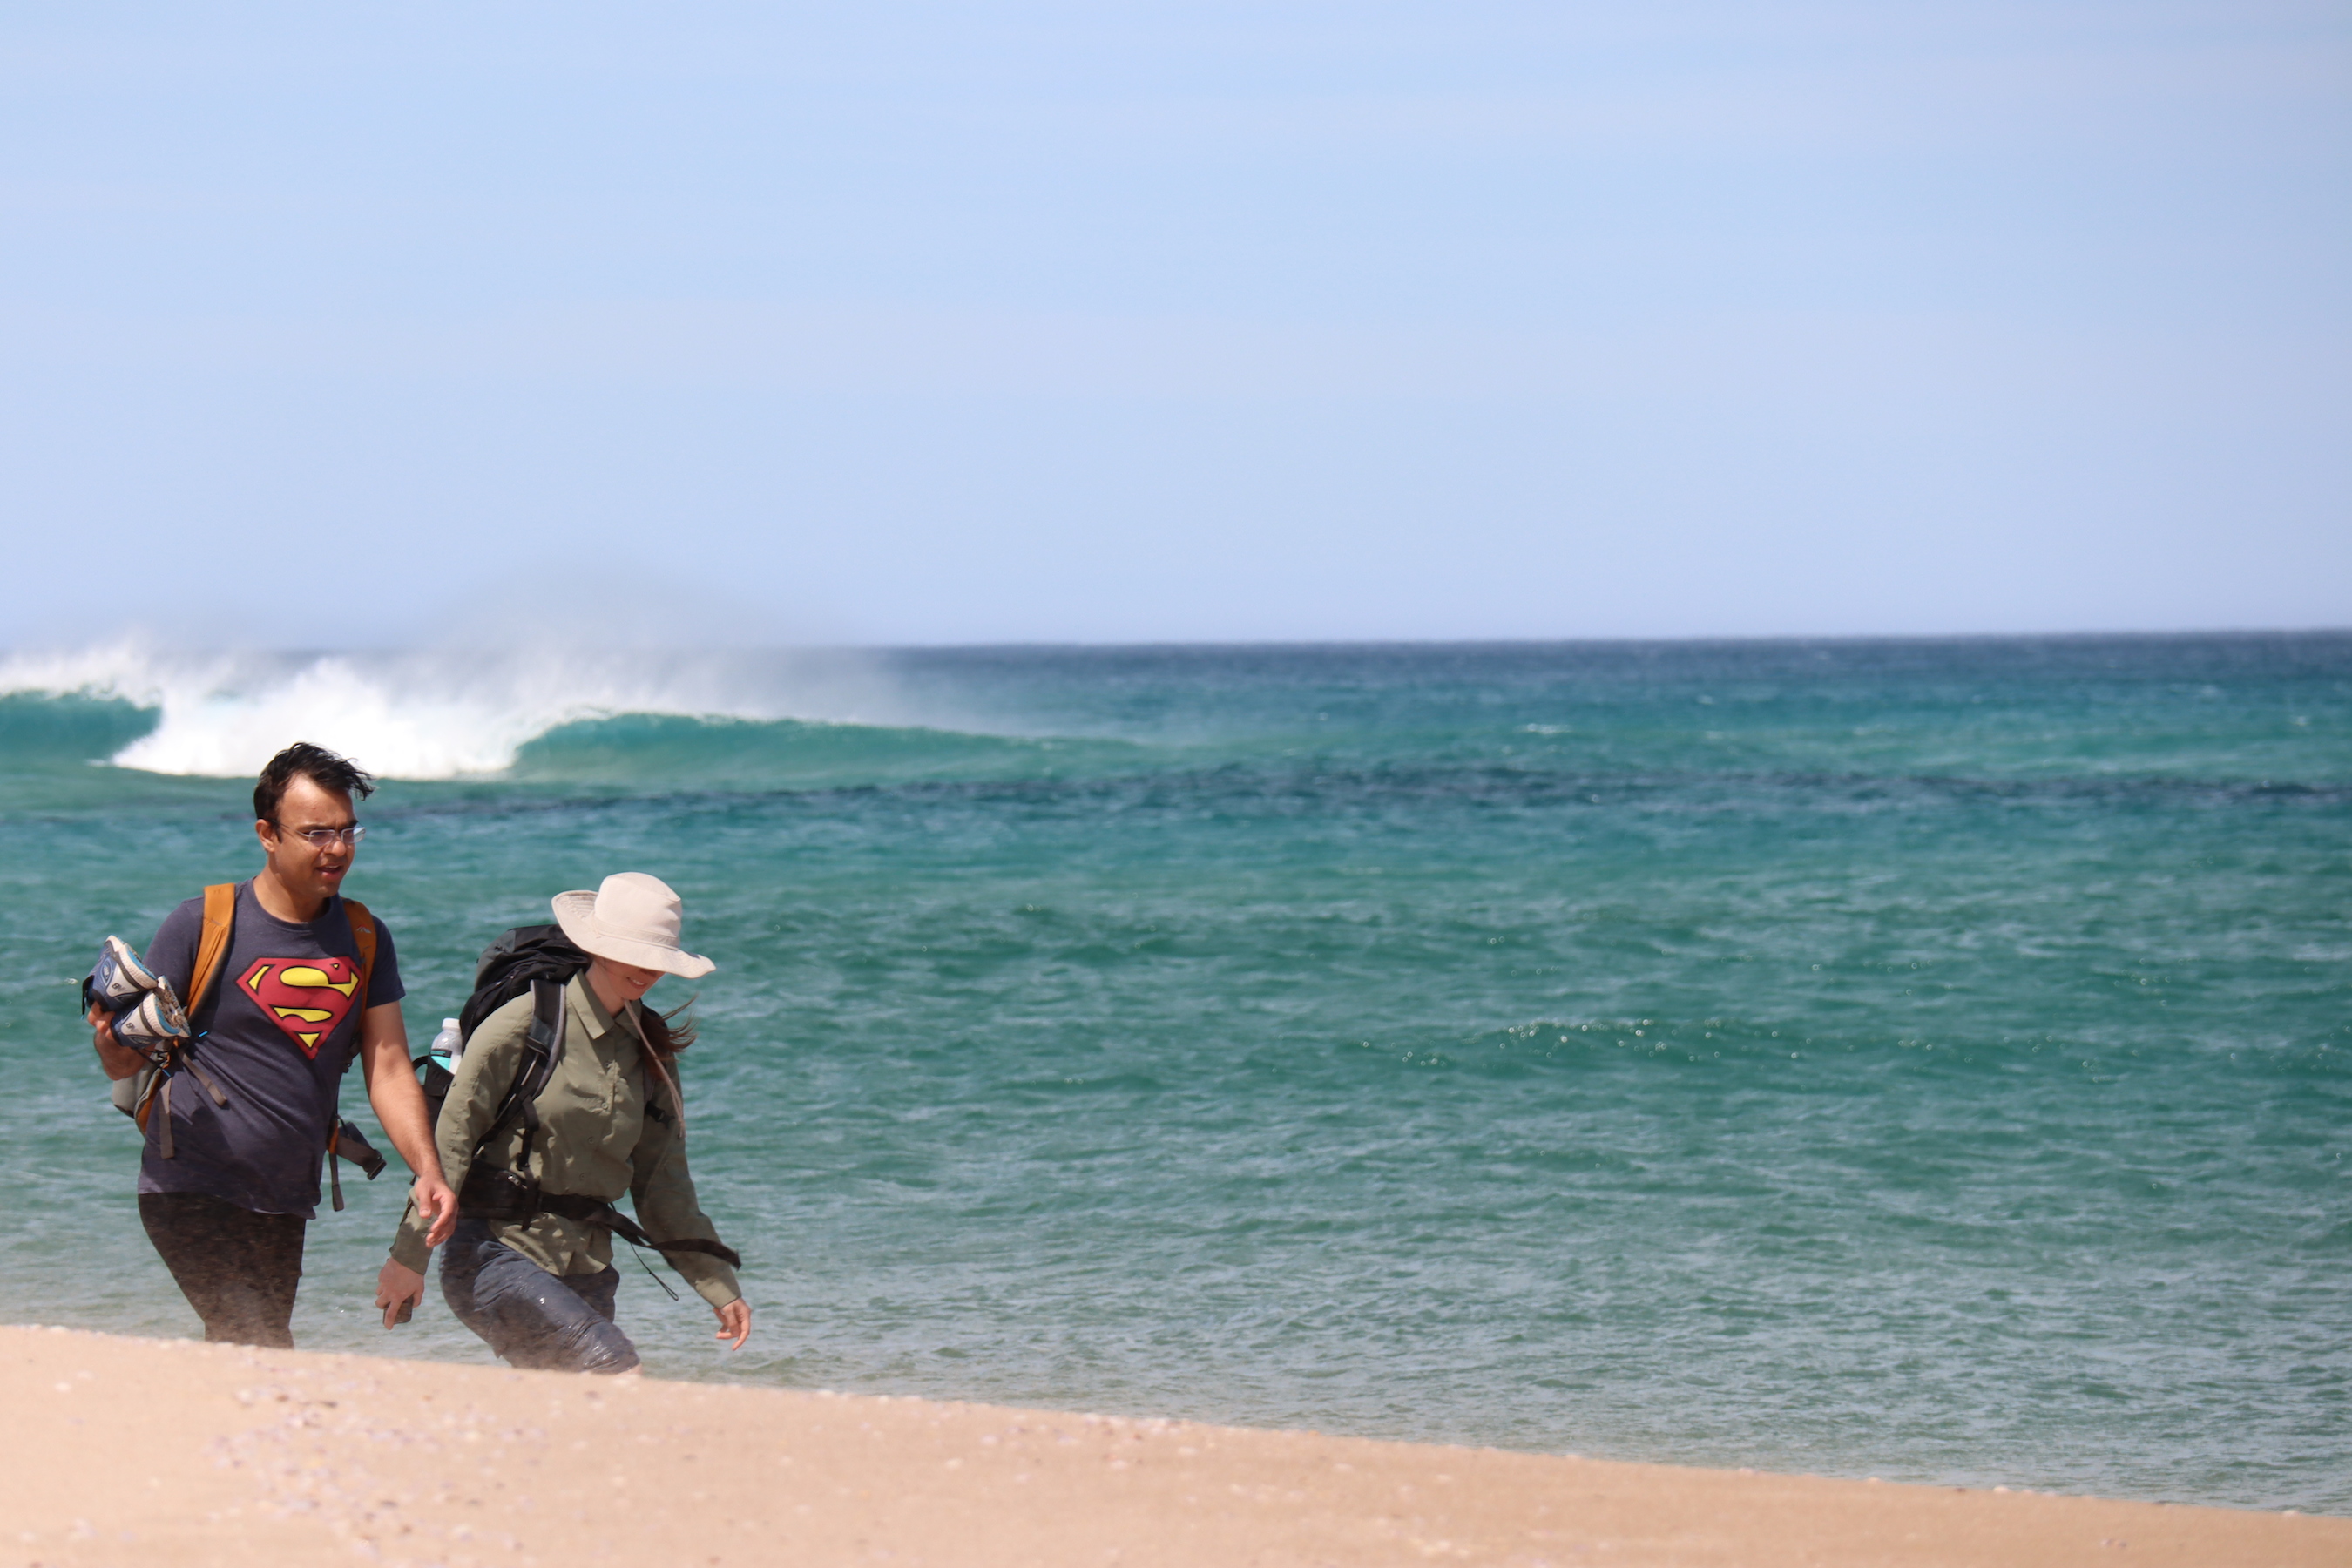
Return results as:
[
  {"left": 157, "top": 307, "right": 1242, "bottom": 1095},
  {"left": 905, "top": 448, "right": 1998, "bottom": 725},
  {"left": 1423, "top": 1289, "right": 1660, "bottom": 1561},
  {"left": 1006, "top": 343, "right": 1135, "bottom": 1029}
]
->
[{"left": 91, "top": 742, "right": 456, "bottom": 1346}]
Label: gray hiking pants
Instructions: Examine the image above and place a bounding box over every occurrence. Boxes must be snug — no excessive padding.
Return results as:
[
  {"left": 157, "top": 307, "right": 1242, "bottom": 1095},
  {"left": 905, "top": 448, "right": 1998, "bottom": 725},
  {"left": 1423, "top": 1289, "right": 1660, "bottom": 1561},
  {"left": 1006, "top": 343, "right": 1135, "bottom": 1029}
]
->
[{"left": 438, "top": 1219, "right": 639, "bottom": 1375}]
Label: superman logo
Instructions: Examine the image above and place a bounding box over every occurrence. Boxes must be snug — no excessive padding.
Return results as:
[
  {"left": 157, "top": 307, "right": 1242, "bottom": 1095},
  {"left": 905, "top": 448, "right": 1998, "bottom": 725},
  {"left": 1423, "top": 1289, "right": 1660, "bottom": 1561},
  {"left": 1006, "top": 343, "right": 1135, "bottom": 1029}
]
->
[{"left": 239, "top": 956, "right": 360, "bottom": 1058}]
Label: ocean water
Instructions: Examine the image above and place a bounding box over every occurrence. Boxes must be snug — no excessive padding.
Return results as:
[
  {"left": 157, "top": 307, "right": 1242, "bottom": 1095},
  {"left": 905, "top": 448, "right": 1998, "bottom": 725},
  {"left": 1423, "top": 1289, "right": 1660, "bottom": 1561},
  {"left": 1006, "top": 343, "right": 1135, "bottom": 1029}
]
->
[{"left": 1, "top": 635, "right": 2346, "bottom": 1513}]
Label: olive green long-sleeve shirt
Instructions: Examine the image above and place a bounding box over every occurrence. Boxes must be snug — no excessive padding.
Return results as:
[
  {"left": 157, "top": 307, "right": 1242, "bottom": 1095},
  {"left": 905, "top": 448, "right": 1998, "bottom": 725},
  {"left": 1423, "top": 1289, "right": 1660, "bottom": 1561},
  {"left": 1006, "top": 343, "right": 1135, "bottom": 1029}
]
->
[{"left": 390, "top": 975, "right": 740, "bottom": 1310}]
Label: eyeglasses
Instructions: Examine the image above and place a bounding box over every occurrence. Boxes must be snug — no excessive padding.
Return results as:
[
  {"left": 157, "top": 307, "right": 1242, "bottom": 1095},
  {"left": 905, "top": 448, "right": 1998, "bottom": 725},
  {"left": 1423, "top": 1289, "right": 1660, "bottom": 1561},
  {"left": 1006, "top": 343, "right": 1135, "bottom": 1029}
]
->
[{"left": 274, "top": 822, "right": 367, "bottom": 848}]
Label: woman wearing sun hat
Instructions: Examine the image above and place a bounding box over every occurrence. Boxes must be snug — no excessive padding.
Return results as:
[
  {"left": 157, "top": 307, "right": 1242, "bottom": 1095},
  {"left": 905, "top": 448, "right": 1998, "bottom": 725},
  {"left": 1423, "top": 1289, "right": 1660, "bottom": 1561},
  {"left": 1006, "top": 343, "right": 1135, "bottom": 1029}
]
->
[{"left": 375, "top": 873, "right": 749, "bottom": 1373}]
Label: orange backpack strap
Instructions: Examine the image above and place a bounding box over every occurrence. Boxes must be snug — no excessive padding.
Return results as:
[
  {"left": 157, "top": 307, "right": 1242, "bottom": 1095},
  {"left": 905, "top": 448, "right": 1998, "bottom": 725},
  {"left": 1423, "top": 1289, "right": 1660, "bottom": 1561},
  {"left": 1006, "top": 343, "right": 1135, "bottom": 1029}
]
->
[
  {"left": 341, "top": 897, "right": 380, "bottom": 1071},
  {"left": 326, "top": 897, "right": 382, "bottom": 1205},
  {"left": 134, "top": 882, "right": 239, "bottom": 1143},
  {"left": 343, "top": 897, "right": 378, "bottom": 1014},
  {"left": 185, "top": 882, "right": 238, "bottom": 1020}
]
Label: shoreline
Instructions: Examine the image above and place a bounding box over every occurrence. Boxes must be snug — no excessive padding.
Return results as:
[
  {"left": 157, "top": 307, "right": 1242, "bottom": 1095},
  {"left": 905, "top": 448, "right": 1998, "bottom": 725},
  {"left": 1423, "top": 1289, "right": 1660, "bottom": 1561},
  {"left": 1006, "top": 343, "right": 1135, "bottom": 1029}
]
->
[{"left": 4, "top": 1324, "right": 2342, "bottom": 1567}]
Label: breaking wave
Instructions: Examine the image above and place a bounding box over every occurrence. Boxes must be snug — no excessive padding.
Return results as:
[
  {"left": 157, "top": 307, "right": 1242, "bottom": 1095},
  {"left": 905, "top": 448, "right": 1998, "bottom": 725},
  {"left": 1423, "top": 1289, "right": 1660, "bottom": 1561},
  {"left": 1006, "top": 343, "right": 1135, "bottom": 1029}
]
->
[{"left": 0, "top": 641, "right": 924, "bottom": 781}]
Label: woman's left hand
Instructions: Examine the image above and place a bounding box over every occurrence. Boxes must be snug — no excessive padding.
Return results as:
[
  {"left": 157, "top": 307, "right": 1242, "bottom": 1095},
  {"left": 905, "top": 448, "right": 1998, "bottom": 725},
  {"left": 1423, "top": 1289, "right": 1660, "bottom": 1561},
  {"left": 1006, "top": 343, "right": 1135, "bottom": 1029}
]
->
[{"left": 714, "top": 1298, "right": 752, "bottom": 1350}]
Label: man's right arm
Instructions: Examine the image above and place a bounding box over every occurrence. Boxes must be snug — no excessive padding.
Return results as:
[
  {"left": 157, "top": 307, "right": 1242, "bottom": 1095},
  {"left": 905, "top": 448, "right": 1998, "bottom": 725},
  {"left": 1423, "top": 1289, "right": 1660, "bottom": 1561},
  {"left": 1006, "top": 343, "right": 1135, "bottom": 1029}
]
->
[{"left": 91, "top": 902, "right": 201, "bottom": 1080}]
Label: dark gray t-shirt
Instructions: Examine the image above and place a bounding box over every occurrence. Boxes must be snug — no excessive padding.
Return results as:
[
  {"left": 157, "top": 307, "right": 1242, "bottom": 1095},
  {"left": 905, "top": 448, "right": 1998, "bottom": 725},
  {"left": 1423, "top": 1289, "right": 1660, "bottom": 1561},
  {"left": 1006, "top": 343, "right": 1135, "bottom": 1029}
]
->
[{"left": 137, "top": 881, "right": 404, "bottom": 1217}]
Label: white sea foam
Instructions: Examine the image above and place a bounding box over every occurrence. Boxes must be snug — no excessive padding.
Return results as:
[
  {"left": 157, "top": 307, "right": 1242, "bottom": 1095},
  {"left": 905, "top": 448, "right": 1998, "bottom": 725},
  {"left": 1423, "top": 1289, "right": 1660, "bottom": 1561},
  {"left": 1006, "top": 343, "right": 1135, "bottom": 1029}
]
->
[{"left": 0, "top": 641, "right": 902, "bottom": 779}]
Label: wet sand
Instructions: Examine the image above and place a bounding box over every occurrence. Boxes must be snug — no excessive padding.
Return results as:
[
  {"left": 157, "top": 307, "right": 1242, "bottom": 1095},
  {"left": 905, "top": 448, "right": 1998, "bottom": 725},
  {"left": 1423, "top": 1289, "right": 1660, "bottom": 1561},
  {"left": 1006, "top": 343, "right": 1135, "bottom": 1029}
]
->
[{"left": 3, "top": 1324, "right": 2339, "bottom": 1567}]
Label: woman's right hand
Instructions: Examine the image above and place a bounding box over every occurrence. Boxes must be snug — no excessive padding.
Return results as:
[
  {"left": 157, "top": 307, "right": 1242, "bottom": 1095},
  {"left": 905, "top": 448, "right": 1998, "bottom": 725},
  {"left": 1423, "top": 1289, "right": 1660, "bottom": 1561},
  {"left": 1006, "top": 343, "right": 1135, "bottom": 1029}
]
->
[
  {"left": 376, "top": 1258, "right": 427, "bottom": 1328},
  {"left": 713, "top": 1297, "right": 752, "bottom": 1350}
]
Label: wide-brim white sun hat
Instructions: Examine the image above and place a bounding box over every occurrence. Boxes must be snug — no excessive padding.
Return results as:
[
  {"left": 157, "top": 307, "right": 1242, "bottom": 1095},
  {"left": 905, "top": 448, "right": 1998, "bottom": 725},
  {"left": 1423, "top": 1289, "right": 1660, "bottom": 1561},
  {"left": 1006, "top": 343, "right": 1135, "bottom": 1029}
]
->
[{"left": 551, "top": 872, "right": 716, "bottom": 978}]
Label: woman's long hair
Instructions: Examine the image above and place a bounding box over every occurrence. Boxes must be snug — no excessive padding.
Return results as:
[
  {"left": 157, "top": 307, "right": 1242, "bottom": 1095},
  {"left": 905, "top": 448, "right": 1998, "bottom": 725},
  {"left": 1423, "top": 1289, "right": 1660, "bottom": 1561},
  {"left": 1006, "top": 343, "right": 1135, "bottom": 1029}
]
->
[{"left": 636, "top": 997, "right": 698, "bottom": 1058}]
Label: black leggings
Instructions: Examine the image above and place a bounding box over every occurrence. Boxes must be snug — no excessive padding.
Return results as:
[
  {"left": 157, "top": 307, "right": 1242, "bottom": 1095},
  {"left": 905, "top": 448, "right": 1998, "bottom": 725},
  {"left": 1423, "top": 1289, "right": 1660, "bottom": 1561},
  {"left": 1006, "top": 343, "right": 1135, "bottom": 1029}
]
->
[{"left": 138, "top": 1192, "right": 307, "bottom": 1348}]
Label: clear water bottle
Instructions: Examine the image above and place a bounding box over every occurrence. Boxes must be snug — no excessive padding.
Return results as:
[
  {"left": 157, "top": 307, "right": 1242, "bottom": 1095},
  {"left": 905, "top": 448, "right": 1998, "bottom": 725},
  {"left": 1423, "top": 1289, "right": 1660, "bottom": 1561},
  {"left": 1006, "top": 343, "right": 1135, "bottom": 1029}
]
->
[{"left": 428, "top": 1017, "right": 463, "bottom": 1071}]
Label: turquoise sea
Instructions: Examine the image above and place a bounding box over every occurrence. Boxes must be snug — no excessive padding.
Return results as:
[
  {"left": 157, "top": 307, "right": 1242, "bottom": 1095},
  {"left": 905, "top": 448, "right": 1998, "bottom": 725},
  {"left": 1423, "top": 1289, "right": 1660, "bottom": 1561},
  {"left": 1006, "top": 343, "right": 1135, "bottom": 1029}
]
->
[{"left": 1, "top": 635, "right": 2346, "bottom": 1512}]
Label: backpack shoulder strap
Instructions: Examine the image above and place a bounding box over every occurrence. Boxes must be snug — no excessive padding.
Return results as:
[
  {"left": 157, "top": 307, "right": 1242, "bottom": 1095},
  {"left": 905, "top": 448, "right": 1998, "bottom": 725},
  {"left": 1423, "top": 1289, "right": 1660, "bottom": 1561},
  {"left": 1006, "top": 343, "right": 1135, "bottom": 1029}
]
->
[
  {"left": 477, "top": 977, "right": 569, "bottom": 1159},
  {"left": 186, "top": 883, "right": 238, "bottom": 1017},
  {"left": 135, "top": 883, "right": 238, "bottom": 1143},
  {"left": 342, "top": 896, "right": 379, "bottom": 1007},
  {"left": 330, "top": 895, "right": 383, "bottom": 1088},
  {"left": 517, "top": 977, "right": 566, "bottom": 1110}
]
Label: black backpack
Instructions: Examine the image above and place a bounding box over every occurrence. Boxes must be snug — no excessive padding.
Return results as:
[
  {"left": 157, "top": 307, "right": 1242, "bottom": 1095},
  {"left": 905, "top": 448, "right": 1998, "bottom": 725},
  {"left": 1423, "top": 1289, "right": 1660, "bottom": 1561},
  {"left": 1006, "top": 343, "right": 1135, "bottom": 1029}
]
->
[
  {"left": 460, "top": 924, "right": 591, "bottom": 1042},
  {"left": 416, "top": 924, "right": 589, "bottom": 1132}
]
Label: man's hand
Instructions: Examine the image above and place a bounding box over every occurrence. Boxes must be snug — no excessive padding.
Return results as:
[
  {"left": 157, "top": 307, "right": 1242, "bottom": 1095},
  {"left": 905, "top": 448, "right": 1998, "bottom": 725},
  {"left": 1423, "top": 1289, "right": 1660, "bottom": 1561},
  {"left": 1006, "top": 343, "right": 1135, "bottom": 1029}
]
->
[
  {"left": 89, "top": 1006, "right": 145, "bottom": 1082},
  {"left": 414, "top": 1173, "right": 459, "bottom": 1247},
  {"left": 376, "top": 1258, "right": 426, "bottom": 1329},
  {"left": 714, "top": 1298, "right": 752, "bottom": 1350}
]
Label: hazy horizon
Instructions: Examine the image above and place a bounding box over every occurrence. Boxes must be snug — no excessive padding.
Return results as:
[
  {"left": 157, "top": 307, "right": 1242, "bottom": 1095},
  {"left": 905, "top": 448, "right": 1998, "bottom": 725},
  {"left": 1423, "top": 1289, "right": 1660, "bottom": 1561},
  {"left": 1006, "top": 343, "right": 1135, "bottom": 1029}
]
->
[{"left": 3, "top": 3, "right": 2345, "bottom": 647}]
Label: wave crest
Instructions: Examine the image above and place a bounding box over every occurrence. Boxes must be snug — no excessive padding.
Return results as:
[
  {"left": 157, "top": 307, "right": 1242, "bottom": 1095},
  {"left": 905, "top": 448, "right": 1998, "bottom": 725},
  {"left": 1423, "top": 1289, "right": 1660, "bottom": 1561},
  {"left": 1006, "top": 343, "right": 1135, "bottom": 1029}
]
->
[{"left": 0, "top": 641, "right": 905, "bottom": 780}]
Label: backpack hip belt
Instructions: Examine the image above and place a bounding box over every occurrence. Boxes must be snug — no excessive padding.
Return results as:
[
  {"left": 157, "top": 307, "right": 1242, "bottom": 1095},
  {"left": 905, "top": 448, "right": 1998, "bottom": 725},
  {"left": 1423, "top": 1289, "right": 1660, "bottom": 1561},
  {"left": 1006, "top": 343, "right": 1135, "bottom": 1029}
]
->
[{"left": 456, "top": 1163, "right": 741, "bottom": 1267}]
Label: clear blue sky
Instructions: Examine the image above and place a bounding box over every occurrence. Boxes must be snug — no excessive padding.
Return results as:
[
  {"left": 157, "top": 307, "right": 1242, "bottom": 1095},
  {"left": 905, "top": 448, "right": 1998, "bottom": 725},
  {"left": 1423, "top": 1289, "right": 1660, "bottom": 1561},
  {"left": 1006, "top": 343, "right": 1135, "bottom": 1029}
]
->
[{"left": 3, "top": 2, "right": 2345, "bottom": 645}]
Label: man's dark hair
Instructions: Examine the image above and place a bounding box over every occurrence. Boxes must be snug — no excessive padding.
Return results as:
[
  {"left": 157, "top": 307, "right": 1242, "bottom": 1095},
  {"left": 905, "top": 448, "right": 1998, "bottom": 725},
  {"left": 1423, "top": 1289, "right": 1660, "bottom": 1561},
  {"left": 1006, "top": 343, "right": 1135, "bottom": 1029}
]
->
[{"left": 254, "top": 741, "right": 377, "bottom": 822}]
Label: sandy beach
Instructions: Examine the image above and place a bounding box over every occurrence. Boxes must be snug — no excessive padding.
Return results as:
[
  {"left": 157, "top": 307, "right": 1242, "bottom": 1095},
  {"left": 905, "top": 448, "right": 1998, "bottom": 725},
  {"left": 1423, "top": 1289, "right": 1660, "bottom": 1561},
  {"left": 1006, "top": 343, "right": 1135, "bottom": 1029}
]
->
[{"left": 3, "top": 1324, "right": 2338, "bottom": 1568}]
